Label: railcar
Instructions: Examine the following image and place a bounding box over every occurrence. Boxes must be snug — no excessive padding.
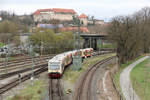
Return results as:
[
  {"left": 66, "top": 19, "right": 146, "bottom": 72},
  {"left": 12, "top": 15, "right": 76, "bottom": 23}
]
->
[
  {"left": 48, "top": 48, "right": 93, "bottom": 78},
  {"left": 83, "top": 48, "right": 93, "bottom": 57}
]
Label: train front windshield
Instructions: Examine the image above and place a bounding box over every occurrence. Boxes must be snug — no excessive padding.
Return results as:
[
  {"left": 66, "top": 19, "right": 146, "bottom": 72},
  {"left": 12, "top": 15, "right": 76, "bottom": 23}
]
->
[{"left": 50, "top": 62, "right": 60, "bottom": 70}]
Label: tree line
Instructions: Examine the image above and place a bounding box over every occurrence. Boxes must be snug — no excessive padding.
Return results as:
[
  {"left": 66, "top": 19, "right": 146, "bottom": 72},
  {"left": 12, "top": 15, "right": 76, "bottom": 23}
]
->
[
  {"left": 29, "top": 28, "right": 74, "bottom": 54},
  {"left": 0, "top": 11, "right": 34, "bottom": 25},
  {"left": 0, "top": 11, "right": 34, "bottom": 45},
  {"left": 108, "top": 7, "right": 150, "bottom": 64}
]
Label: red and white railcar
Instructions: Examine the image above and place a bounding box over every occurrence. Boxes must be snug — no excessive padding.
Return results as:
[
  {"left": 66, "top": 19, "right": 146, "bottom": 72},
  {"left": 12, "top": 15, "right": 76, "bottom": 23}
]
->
[{"left": 48, "top": 48, "right": 93, "bottom": 78}]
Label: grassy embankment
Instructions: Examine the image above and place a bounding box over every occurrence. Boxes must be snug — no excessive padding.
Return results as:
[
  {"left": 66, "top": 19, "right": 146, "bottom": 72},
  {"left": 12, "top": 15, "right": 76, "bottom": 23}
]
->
[
  {"left": 114, "top": 54, "right": 146, "bottom": 98},
  {"left": 7, "top": 80, "right": 46, "bottom": 100},
  {"left": 64, "top": 53, "right": 116, "bottom": 83},
  {"left": 130, "top": 58, "right": 150, "bottom": 100},
  {"left": 100, "top": 43, "right": 116, "bottom": 49}
]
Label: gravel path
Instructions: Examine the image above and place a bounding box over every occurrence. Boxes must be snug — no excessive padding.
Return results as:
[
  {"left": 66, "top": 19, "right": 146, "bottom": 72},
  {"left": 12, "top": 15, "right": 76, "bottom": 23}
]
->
[
  {"left": 120, "top": 56, "right": 149, "bottom": 100},
  {"left": 91, "top": 57, "right": 119, "bottom": 100},
  {"left": 102, "top": 71, "right": 112, "bottom": 100}
]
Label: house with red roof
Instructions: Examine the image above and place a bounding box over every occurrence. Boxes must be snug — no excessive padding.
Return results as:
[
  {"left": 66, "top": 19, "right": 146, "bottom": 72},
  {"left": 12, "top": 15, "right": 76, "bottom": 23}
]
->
[
  {"left": 78, "top": 13, "right": 88, "bottom": 26},
  {"left": 33, "top": 8, "right": 77, "bottom": 22},
  {"left": 60, "top": 27, "right": 89, "bottom": 33}
]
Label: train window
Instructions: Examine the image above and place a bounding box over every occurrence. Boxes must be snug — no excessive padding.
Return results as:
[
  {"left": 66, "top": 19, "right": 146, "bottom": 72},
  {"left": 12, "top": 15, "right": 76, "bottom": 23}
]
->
[{"left": 50, "top": 64, "right": 60, "bottom": 70}]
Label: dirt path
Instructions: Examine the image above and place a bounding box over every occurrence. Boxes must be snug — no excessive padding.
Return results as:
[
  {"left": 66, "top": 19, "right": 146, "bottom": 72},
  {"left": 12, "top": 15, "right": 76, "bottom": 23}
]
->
[
  {"left": 120, "top": 56, "right": 149, "bottom": 100},
  {"left": 92, "top": 58, "right": 119, "bottom": 100}
]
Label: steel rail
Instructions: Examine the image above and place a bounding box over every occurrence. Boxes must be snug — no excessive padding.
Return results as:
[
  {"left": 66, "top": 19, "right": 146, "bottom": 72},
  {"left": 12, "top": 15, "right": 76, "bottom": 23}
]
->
[
  {"left": 0, "top": 65, "right": 48, "bottom": 94},
  {"left": 76, "top": 56, "right": 116, "bottom": 100},
  {"left": 49, "top": 79, "right": 63, "bottom": 100}
]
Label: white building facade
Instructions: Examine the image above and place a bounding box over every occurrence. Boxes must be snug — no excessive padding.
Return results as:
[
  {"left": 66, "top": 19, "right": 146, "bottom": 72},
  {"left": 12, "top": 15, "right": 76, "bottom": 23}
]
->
[
  {"left": 78, "top": 13, "right": 88, "bottom": 26},
  {"left": 33, "top": 8, "right": 77, "bottom": 22}
]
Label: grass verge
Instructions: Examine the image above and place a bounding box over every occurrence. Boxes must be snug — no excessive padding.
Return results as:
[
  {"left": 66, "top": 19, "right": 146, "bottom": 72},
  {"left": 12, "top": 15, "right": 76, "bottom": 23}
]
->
[
  {"left": 100, "top": 43, "right": 116, "bottom": 49},
  {"left": 7, "top": 80, "right": 46, "bottom": 100},
  {"left": 130, "top": 58, "right": 150, "bottom": 100},
  {"left": 113, "top": 54, "right": 146, "bottom": 99},
  {"left": 63, "top": 53, "right": 116, "bottom": 83}
]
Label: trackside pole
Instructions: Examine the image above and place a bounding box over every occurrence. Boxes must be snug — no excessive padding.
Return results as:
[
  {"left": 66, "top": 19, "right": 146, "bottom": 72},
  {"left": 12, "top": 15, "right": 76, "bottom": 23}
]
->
[
  {"left": 28, "top": 40, "right": 35, "bottom": 85},
  {"left": 72, "top": 16, "right": 82, "bottom": 71}
]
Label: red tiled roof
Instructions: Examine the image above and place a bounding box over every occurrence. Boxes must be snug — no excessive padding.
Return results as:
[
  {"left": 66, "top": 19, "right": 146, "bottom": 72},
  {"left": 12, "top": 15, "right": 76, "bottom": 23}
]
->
[
  {"left": 34, "top": 11, "right": 41, "bottom": 15},
  {"left": 34, "top": 9, "right": 52, "bottom": 15},
  {"left": 34, "top": 8, "right": 76, "bottom": 15},
  {"left": 38, "top": 9, "right": 52, "bottom": 12},
  {"left": 78, "top": 13, "right": 87, "bottom": 18},
  {"left": 52, "top": 8, "right": 76, "bottom": 14},
  {"left": 60, "top": 27, "right": 89, "bottom": 33}
]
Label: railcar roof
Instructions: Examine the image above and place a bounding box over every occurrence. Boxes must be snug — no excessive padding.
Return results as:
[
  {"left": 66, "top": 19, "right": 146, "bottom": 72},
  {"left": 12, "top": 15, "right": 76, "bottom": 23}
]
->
[
  {"left": 49, "top": 48, "right": 93, "bottom": 63},
  {"left": 49, "top": 51, "right": 73, "bottom": 62}
]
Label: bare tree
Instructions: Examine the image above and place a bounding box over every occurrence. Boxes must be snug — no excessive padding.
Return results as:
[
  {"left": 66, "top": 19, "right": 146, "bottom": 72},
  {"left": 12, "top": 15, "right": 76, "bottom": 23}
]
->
[{"left": 108, "top": 7, "right": 150, "bottom": 64}]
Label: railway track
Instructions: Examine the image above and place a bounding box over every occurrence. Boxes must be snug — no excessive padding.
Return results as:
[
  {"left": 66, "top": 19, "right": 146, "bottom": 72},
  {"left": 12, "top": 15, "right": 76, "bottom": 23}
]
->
[
  {"left": 0, "top": 54, "right": 56, "bottom": 64},
  {"left": 0, "top": 62, "right": 47, "bottom": 80},
  {"left": 0, "top": 55, "right": 54, "bottom": 79},
  {"left": 0, "top": 57, "right": 53, "bottom": 80},
  {"left": 76, "top": 56, "right": 116, "bottom": 100},
  {"left": 0, "top": 64, "right": 48, "bottom": 95},
  {"left": 0, "top": 55, "right": 54, "bottom": 67},
  {"left": 0, "top": 56, "right": 52, "bottom": 72},
  {"left": 49, "top": 78, "right": 63, "bottom": 100}
]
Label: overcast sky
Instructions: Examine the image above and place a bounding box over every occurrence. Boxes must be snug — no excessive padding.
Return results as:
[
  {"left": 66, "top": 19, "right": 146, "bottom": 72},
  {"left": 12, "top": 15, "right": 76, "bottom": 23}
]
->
[{"left": 1, "top": 0, "right": 150, "bottom": 21}]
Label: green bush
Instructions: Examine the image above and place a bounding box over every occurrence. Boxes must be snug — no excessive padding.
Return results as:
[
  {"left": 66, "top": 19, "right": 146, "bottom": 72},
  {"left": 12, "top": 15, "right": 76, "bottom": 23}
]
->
[{"left": 0, "top": 42, "right": 4, "bottom": 47}]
